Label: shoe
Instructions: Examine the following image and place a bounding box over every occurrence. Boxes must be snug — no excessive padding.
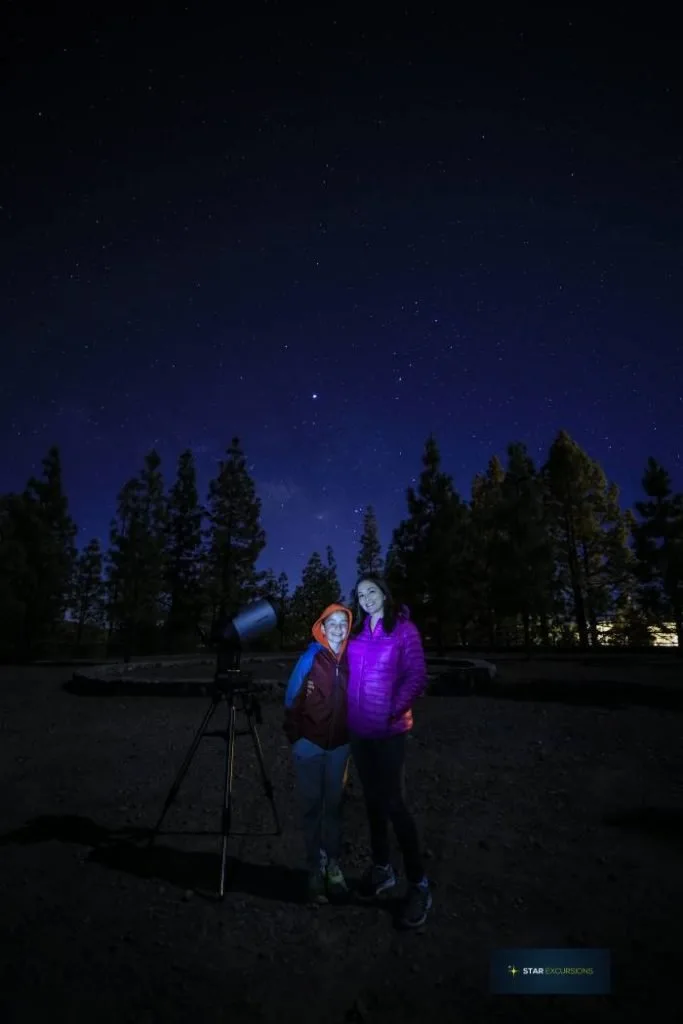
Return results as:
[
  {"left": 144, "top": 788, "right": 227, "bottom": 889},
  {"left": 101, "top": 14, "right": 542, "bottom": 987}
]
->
[
  {"left": 356, "top": 863, "right": 397, "bottom": 901},
  {"left": 306, "top": 873, "right": 328, "bottom": 905},
  {"left": 325, "top": 861, "right": 349, "bottom": 898},
  {"left": 400, "top": 880, "right": 432, "bottom": 928}
]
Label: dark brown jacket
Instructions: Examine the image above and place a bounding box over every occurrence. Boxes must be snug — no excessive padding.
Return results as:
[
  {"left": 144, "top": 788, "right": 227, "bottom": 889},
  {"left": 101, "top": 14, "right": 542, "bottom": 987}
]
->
[{"left": 283, "top": 603, "right": 351, "bottom": 750}]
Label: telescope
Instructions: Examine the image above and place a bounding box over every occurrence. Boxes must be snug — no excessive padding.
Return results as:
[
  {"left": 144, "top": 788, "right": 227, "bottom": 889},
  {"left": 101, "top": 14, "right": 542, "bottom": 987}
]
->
[
  {"left": 149, "top": 599, "right": 282, "bottom": 897},
  {"left": 211, "top": 598, "right": 280, "bottom": 679}
]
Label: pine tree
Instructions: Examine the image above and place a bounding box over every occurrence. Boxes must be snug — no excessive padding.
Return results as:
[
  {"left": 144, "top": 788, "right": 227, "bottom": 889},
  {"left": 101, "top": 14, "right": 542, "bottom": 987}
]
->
[
  {"left": 164, "top": 449, "right": 203, "bottom": 651},
  {"left": 356, "top": 505, "right": 383, "bottom": 579},
  {"left": 17, "top": 447, "right": 77, "bottom": 655},
  {"left": 289, "top": 550, "right": 343, "bottom": 644},
  {"left": 497, "top": 443, "right": 556, "bottom": 652},
  {"left": 632, "top": 458, "right": 683, "bottom": 649},
  {"left": 107, "top": 450, "right": 167, "bottom": 657},
  {"left": 0, "top": 492, "right": 31, "bottom": 659},
  {"left": 254, "top": 569, "right": 289, "bottom": 648},
  {"left": 70, "top": 538, "right": 105, "bottom": 650},
  {"left": 468, "top": 456, "right": 506, "bottom": 646},
  {"left": 325, "top": 545, "right": 343, "bottom": 603},
  {"left": 543, "top": 431, "right": 630, "bottom": 648},
  {"left": 387, "top": 435, "right": 468, "bottom": 650},
  {"left": 275, "top": 571, "right": 289, "bottom": 647},
  {"left": 205, "top": 437, "right": 266, "bottom": 624},
  {"left": 257, "top": 569, "right": 279, "bottom": 603}
]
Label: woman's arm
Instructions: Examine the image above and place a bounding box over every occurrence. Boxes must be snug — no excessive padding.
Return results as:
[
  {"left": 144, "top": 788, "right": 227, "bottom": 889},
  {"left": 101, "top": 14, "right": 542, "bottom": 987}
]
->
[{"left": 391, "top": 621, "right": 428, "bottom": 718}]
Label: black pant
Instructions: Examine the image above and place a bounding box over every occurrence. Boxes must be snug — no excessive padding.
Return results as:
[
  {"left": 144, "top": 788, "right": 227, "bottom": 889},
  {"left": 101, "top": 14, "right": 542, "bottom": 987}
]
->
[{"left": 351, "top": 732, "right": 424, "bottom": 884}]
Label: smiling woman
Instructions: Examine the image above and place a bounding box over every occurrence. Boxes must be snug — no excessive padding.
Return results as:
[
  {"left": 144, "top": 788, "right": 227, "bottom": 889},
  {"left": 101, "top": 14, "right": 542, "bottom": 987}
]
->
[{"left": 347, "top": 575, "right": 432, "bottom": 929}]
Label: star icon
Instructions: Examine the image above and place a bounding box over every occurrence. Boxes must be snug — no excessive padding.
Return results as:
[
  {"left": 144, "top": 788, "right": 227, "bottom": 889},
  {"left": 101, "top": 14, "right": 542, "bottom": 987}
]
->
[{"left": 507, "top": 965, "right": 519, "bottom": 977}]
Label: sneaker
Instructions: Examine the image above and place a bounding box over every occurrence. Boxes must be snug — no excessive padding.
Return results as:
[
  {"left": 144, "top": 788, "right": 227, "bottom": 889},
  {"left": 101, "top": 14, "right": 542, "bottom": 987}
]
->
[
  {"left": 356, "top": 863, "right": 397, "bottom": 901},
  {"left": 325, "top": 861, "right": 348, "bottom": 898},
  {"left": 306, "top": 873, "right": 328, "bottom": 905},
  {"left": 400, "top": 880, "right": 432, "bottom": 928}
]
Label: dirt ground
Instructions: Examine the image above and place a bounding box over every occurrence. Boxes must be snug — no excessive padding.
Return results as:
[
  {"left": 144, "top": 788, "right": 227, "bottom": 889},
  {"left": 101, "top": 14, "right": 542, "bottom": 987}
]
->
[{"left": 1, "top": 657, "right": 682, "bottom": 1023}]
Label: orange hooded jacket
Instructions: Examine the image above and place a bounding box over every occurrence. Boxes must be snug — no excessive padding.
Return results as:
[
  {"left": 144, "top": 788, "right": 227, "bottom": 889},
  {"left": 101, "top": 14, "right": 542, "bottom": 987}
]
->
[{"left": 283, "top": 603, "right": 352, "bottom": 750}]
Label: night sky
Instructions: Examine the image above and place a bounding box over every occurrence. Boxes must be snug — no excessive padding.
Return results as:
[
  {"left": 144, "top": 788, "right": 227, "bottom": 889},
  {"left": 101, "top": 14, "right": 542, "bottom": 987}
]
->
[{"left": 2, "top": 10, "right": 681, "bottom": 595}]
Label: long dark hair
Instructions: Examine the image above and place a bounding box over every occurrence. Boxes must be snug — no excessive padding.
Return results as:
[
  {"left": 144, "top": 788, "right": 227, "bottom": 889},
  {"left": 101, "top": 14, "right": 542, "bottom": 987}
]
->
[{"left": 351, "top": 575, "right": 399, "bottom": 635}]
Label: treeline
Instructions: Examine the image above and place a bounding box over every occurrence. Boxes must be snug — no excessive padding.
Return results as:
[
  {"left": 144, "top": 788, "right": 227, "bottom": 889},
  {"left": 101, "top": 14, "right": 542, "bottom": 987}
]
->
[{"left": 0, "top": 431, "right": 681, "bottom": 662}]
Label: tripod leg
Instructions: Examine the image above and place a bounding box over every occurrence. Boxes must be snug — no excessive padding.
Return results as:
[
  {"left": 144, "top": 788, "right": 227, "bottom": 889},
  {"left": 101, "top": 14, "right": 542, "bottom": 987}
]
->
[
  {"left": 149, "top": 695, "right": 220, "bottom": 845},
  {"left": 246, "top": 708, "right": 282, "bottom": 835},
  {"left": 219, "top": 702, "right": 237, "bottom": 898}
]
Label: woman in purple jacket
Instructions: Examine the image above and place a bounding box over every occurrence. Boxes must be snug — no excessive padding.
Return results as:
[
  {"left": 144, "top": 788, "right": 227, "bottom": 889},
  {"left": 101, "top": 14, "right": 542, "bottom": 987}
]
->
[{"left": 347, "top": 575, "right": 432, "bottom": 928}]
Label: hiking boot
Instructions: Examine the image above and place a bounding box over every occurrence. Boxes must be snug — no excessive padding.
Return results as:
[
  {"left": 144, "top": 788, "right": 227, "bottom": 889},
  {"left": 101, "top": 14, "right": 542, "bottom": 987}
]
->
[
  {"left": 306, "top": 873, "right": 328, "bottom": 905},
  {"left": 400, "top": 880, "right": 432, "bottom": 928},
  {"left": 356, "top": 863, "right": 397, "bottom": 901},
  {"left": 325, "top": 861, "right": 348, "bottom": 899}
]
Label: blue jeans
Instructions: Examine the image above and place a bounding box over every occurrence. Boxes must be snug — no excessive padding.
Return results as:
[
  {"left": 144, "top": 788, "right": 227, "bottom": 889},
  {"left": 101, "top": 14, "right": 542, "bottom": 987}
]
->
[{"left": 293, "top": 742, "right": 349, "bottom": 873}]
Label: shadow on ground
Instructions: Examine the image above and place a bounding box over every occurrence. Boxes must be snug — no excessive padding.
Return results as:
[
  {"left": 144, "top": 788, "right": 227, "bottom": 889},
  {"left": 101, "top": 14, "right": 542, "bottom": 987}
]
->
[
  {"left": 0, "top": 815, "right": 399, "bottom": 918},
  {"left": 0, "top": 814, "right": 307, "bottom": 901},
  {"left": 603, "top": 806, "right": 683, "bottom": 855}
]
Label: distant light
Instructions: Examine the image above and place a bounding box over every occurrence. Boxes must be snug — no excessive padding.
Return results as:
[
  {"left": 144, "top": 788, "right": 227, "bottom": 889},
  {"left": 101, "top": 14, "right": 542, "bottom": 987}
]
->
[{"left": 312, "top": 393, "right": 318, "bottom": 399}]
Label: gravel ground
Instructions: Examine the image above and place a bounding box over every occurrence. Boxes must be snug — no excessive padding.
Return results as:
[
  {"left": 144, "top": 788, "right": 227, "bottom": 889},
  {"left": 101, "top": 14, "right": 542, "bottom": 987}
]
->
[{"left": 1, "top": 661, "right": 682, "bottom": 1024}]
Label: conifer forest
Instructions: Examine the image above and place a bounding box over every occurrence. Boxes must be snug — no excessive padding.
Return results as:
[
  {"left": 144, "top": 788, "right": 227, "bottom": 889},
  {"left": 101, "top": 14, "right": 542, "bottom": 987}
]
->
[{"left": 1, "top": 431, "right": 681, "bottom": 661}]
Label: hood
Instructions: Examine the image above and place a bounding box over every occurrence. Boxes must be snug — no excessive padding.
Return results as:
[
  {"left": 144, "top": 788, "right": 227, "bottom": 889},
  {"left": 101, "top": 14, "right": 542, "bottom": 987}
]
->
[{"left": 312, "top": 603, "right": 353, "bottom": 660}]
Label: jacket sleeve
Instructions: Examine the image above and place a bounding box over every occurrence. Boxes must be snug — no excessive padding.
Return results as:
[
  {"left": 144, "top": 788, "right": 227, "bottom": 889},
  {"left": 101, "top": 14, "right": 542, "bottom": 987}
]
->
[
  {"left": 283, "top": 648, "right": 315, "bottom": 743},
  {"left": 284, "top": 651, "right": 311, "bottom": 708},
  {"left": 392, "top": 621, "right": 428, "bottom": 717}
]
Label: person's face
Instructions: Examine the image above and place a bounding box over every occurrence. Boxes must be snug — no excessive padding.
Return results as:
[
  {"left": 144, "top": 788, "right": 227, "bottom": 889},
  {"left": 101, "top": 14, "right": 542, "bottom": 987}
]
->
[
  {"left": 321, "top": 611, "right": 349, "bottom": 652},
  {"left": 357, "top": 581, "right": 385, "bottom": 616}
]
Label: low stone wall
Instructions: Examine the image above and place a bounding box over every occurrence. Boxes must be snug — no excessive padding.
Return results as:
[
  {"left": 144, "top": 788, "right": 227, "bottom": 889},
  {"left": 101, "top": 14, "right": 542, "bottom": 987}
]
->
[{"left": 68, "top": 654, "right": 497, "bottom": 698}]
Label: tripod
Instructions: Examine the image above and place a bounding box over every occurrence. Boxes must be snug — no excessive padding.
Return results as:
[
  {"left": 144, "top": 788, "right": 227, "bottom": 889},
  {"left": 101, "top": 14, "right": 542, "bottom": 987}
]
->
[{"left": 148, "top": 655, "right": 281, "bottom": 898}]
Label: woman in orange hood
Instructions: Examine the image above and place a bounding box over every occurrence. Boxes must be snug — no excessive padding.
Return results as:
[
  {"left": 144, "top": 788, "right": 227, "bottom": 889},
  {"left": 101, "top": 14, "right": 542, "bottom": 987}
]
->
[{"left": 283, "top": 602, "right": 352, "bottom": 903}]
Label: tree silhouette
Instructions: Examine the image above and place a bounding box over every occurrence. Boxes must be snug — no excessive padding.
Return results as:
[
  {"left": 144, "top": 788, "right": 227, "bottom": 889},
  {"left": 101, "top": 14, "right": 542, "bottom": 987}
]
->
[
  {"left": 356, "top": 505, "right": 383, "bottom": 579},
  {"left": 205, "top": 437, "right": 266, "bottom": 626},
  {"left": 70, "top": 538, "right": 105, "bottom": 650},
  {"left": 1, "top": 447, "right": 78, "bottom": 658},
  {"left": 1, "top": 429, "right": 681, "bottom": 661},
  {"left": 388, "top": 436, "right": 469, "bottom": 651},
  {"left": 544, "top": 430, "right": 629, "bottom": 648},
  {"left": 289, "top": 549, "right": 343, "bottom": 644},
  {"left": 497, "top": 442, "right": 556, "bottom": 651},
  {"left": 107, "top": 450, "right": 166, "bottom": 659},
  {"left": 632, "top": 457, "right": 683, "bottom": 650},
  {"left": 164, "top": 449, "right": 203, "bottom": 651}
]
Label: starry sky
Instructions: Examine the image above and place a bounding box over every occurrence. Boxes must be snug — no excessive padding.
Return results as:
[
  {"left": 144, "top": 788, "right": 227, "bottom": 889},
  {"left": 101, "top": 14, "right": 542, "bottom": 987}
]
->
[{"left": 1, "top": 9, "right": 681, "bottom": 595}]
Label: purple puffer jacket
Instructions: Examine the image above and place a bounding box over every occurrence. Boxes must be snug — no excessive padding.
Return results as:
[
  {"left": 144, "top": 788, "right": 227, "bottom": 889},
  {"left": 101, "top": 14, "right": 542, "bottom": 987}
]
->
[{"left": 347, "top": 608, "right": 428, "bottom": 739}]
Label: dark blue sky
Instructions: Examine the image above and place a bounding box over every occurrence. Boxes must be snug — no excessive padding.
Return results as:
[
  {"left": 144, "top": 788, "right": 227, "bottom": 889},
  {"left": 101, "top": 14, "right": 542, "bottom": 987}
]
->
[{"left": 1, "top": 9, "right": 681, "bottom": 595}]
